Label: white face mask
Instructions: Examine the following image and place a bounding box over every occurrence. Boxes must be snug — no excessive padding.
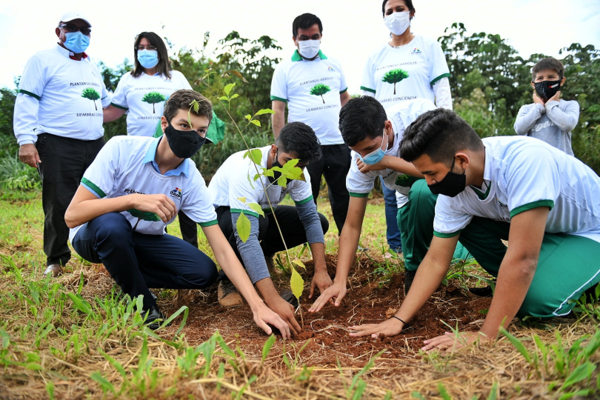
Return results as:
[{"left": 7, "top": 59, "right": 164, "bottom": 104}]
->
[
  {"left": 384, "top": 11, "right": 411, "bottom": 36},
  {"left": 298, "top": 39, "right": 320, "bottom": 59}
]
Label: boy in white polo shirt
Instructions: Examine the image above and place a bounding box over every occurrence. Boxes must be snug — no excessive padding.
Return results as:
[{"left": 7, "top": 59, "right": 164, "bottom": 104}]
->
[
  {"left": 271, "top": 13, "right": 351, "bottom": 235},
  {"left": 64, "top": 90, "right": 291, "bottom": 337},
  {"left": 349, "top": 108, "right": 600, "bottom": 350},
  {"left": 208, "top": 122, "right": 330, "bottom": 335}
]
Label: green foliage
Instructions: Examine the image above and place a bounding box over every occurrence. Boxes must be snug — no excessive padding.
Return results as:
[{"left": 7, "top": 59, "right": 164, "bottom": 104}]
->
[
  {"left": 81, "top": 88, "right": 101, "bottom": 110},
  {"left": 382, "top": 69, "right": 409, "bottom": 95},
  {"left": 0, "top": 154, "right": 40, "bottom": 192},
  {"left": 310, "top": 83, "right": 331, "bottom": 103},
  {"left": 141, "top": 92, "right": 166, "bottom": 114},
  {"left": 127, "top": 209, "right": 161, "bottom": 222}
]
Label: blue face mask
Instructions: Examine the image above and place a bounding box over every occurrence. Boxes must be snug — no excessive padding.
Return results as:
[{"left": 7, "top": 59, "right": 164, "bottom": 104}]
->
[
  {"left": 359, "top": 131, "right": 389, "bottom": 165},
  {"left": 64, "top": 31, "right": 90, "bottom": 54},
  {"left": 138, "top": 49, "right": 159, "bottom": 69}
]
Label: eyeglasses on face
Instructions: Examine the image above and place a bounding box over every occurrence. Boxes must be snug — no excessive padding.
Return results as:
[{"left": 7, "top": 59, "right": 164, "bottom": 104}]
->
[
  {"left": 59, "top": 24, "right": 91, "bottom": 35},
  {"left": 135, "top": 45, "right": 157, "bottom": 51}
]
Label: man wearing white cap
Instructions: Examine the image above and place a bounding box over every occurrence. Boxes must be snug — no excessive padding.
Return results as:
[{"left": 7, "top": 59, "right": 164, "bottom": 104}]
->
[{"left": 13, "top": 12, "right": 110, "bottom": 276}]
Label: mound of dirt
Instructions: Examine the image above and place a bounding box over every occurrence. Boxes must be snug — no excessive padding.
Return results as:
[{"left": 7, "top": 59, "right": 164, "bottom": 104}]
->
[{"left": 163, "top": 254, "right": 491, "bottom": 365}]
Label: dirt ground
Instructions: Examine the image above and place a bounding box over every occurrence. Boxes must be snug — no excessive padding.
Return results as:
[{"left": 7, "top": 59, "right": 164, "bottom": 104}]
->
[{"left": 158, "top": 254, "right": 492, "bottom": 367}]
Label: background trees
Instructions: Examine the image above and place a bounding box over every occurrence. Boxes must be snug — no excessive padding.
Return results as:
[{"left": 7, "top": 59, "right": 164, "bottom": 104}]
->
[{"left": 0, "top": 24, "right": 598, "bottom": 192}]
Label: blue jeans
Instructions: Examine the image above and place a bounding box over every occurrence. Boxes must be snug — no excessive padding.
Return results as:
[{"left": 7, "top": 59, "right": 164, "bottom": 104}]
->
[
  {"left": 381, "top": 177, "right": 402, "bottom": 252},
  {"left": 72, "top": 212, "right": 218, "bottom": 310}
]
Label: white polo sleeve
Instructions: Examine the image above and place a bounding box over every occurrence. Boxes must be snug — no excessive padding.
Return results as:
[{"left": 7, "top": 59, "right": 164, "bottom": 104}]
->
[
  {"left": 427, "top": 38, "right": 450, "bottom": 87},
  {"left": 228, "top": 165, "right": 264, "bottom": 218},
  {"left": 360, "top": 54, "right": 376, "bottom": 95},
  {"left": 504, "top": 146, "right": 558, "bottom": 218},
  {"left": 172, "top": 70, "right": 192, "bottom": 90},
  {"left": 270, "top": 64, "right": 288, "bottom": 103},
  {"left": 336, "top": 59, "right": 349, "bottom": 93},
  {"left": 288, "top": 173, "right": 314, "bottom": 205},
  {"left": 346, "top": 152, "right": 377, "bottom": 198},
  {"left": 110, "top": 73, "right": 131, "bottom": 110},
  {"left": 180, "top": 166, "right": 218, "bottom": 227},
  {"left": 13, "top": 54, "right": 47, "bottom": 145},
  {"left": 80, "top": 138, "right": 121, "bottom": 198},
  {"left": 433, "top": 195, "right": 473, "bottom": 238}
]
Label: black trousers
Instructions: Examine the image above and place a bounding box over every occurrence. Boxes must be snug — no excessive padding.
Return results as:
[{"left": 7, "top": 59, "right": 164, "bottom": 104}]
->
[
  {"left": 36, "top": 133, "right": 104, "bottom": 266},
  {"left": 178, "top": 210, "right": 198, "bottom": 247},
  {"left": 216, "top": 205, "right": 329, "bottom": 268},
  {"left": 306, "top": 144, "right": 351, "bottom": 233}
]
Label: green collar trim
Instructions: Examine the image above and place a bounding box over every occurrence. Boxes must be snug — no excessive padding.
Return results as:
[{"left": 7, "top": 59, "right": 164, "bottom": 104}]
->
[
  {"left": 470, "top": 181, "right": 491, "bottom": 200},
  {"left": 291, "top": 50, "right": 327, "bottom": 61}
]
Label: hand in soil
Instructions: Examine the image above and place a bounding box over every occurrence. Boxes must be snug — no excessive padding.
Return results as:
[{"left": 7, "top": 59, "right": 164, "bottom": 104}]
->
[
  {"left": 309, "top": 268, "right": 333, "bottom": 299},
  {"left": 268, "top": 296, "right": 302, "bottom": 336},
  {"left": 421, "top": 331, "right": 487, "bottom": 352},
  {"left": 308, "top": 281, "right": 347, "bottom": 312},
  {"left": 348, "top": 317, "right": 404, "bottom": 338},
  {"left": 252, "top": 303, "right": 292, "bottom": 340}
]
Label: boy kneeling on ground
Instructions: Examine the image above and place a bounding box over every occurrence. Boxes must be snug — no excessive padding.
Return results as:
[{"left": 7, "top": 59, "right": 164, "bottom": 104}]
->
[
  {"left": 349, "top": 108, "right": 600, "bottom": 350},
  {"left": 65, "top": 89, "right": 291, "bottom": 337},
  {"left": 208, "top": 122, "right": 331, "bottom": 336}
]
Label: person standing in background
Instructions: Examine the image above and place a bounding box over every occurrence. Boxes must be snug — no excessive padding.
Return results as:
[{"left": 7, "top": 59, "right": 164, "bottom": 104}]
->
[
  {"left": 361, "top": 0, "right": 452, "bottom": 255},
  {"left": 271, "top": 13, "right": 351, "bottom": 235},
  {"left": 14, "top": 12, "right": 110, "bottom": 277},
  {"left": 103, "top": 32, "right": 215, "bottom": 248}
]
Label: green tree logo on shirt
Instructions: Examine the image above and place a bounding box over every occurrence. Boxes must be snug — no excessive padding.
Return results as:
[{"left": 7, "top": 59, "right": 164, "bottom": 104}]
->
[
  {"left": 382, "top": 69, "right": 409, "bottom": 95},
  {"left": 142, "top": 92, "right": 167, "bottom": 114},
  {"left": 81, "top": 88, "right": 100, "bottom": 110},
  {"left": 310, "top": 84, "right": 331, "bottom": 104}
]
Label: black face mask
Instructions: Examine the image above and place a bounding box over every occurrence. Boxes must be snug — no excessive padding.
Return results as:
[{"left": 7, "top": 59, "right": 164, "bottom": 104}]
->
[
  {"left": 268, "top": 151, "right": 283, "bottom": 185},
  {"left": 533, "top": 80, "right": 561, "bottom": 101},
  {"left": 428, "top": 158, "right": 466, "bottom": 197},
  {"left": 164, "top": 123, "right": 207, "bottom": 159}
]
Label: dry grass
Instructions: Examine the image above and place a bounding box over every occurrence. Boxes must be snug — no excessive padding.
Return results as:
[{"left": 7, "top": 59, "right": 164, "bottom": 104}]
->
[{"left": 0, "top": 195, "right": 599, "bottom": 399}]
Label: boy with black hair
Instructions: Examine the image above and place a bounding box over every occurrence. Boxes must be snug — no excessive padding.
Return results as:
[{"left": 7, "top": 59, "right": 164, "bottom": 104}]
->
[
  {"left": 271, "top": 12, "right": 352, "bottom": 235},
  {"left": 65, "top": 89, "right": 291, "bottom": 337},
  {"left": 310, "top": 97, "right": 471, "bottom": 313},
  {"left": 209, "top": 122, "right": 331, "bottom": 336},
  {"left": 349, "top": 108, "right": 600, "bottom": 351},
  {"left": 514, "top": 57, "right": 579, "bottom": 155}
]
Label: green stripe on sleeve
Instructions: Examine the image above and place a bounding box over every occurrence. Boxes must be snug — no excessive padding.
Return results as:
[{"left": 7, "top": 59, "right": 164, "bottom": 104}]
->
[
  {"left": 294, "top": 195, "right": 313, "bottom": 206},
  {"left": 230, "top": 208, "right": 260, "bottom": 219},
  {"left": 81, "top": 177, "right": 106, "bottom": 198},
  {"left": 360, "top": 86, "right": 376, "bottom": 94},
  {"left": 340, "top": 87, "right": 348, "bottom": 94},
  {"left": 510, "top": 200, "right": 555, "bottom": 218},
  {"left": 110, "top": 102, "right": 128, "bottom": 110},
  {"left": 349, "top": 192, "right": 369, "bottom": 198},
  {"left": 430, "top": 73, "right": 451, "bottom": 86},
  {"left": 433, "top": 229, "right": 462, "bottom": 238},
  {"left": 270, "top": 96, "right": 287, "bottom": 103},
  {"left": 18, "top": 89, "right": 41, "bottom": 100},
  {"left": 198, "top": 219, "right": 218, "bottom": 227}
]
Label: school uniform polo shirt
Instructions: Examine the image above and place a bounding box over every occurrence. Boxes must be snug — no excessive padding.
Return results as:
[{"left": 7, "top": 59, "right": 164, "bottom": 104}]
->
[
  {"left": 346, "top": 98, "right": 436, "bottom": 208},
  {"left": 208, "top": 146, "right": 314, "bottom": 215},
  {"left": 361, "top": 36, "right": 449, "bottom": 110},
  {"left": 13, "top": 44, "right": 110, "bottom": 145},
  {"left": 270, "top": 50, "right": 348, "bottom": 145},
  {"left": 69, "top": 136, "right": 217, "bottom": 242},
  {"left": 111, "top": 71, "right": 192, "bottom": 136},
  {"left": 433, "top": 136, "right": 600, "bottom": 244}
]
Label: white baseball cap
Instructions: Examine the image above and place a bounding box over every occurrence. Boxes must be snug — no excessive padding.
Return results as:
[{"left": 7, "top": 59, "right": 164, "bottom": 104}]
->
[{"left": 59, "top": 11, "right": 92, "bottom": 27}]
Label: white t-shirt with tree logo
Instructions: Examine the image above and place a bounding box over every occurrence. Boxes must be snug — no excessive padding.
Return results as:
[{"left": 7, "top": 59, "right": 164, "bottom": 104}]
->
[
  {"left": 111, "top": 71, "right": 192, "bottom": 136},
  {"left": 270, "top": 50, "right": 348, "bottom": 145},
  {"left": 361, "top": 36, "right": 449, "bottom": 110},
  {"left": 14, "top": 45, "right": 110, "bottom": 145}
]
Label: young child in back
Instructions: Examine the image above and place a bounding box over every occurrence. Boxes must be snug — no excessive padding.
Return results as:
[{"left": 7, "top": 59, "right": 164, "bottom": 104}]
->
[{"left": 514, "top": 57, "right": 580, "bottom": 155}]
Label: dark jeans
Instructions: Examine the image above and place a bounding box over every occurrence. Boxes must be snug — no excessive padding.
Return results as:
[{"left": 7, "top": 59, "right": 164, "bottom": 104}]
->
[
  {"left": 72, "top": 212, "right": 218, "bottom": 310},
  {"left": 216, "top": 205, "right": 329, "bottom": 271},
  {"left": 178, "top": 210, "right": 198, "bottom": 247},
  {"left": 381, "top": 177, "right": 402, "bottom": 252},
  {"left": 306, "top": 144, "right": 351, "bottom": 233},
  {"left": 36, "top": 133, "right": 104, "bottom": 266}
]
